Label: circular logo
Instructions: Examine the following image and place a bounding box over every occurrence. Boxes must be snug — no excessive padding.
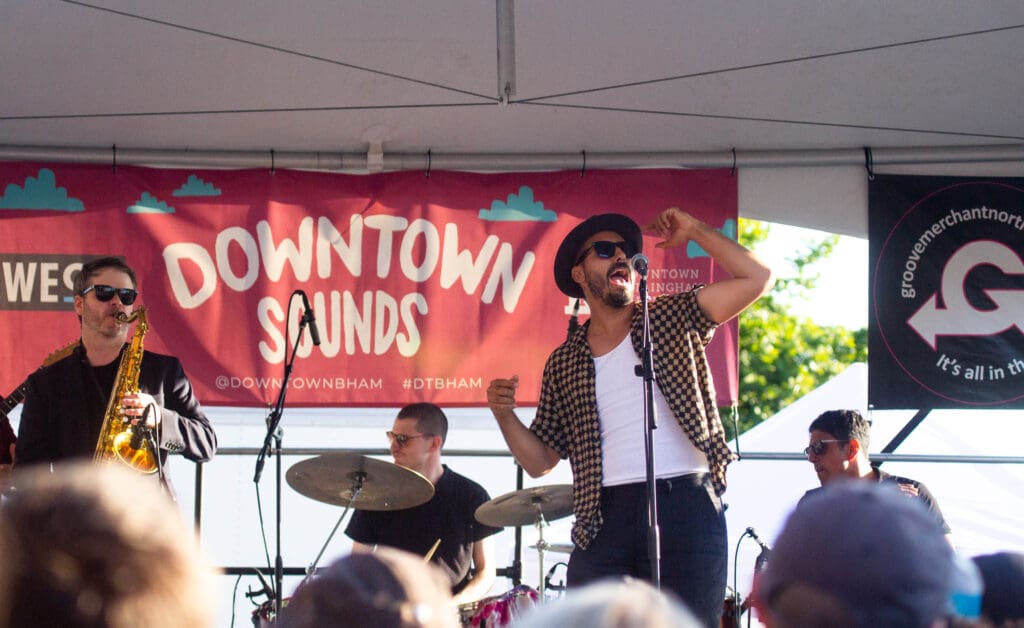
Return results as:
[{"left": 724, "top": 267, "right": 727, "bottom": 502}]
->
[{"left": 872, "top": 181, "right": 1024, "bottom": 406}]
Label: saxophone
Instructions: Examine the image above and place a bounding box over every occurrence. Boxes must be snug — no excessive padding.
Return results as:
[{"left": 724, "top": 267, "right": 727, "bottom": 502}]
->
[{"left": 93, "top": 307, "right": 158, "bottom": 474}]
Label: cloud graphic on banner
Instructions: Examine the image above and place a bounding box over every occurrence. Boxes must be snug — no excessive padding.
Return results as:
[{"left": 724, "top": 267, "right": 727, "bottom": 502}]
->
[
  {"left": 479, "top": 186, "right": 556, "bottom": 222},
  {"left": 127, "top": 192, "right": 175, "bottom": 214},
  {"left": 0, "top": 168, "right": 84, "bottom": 212},
  {"left": 173, "top": 175, "right": 221, "bottom": 197},
  {"left": 687, "top": 219, "right": 737, "bottom": 258}
]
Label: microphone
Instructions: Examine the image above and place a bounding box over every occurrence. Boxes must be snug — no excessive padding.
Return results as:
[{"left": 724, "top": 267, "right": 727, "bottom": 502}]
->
[
  {"left": 299, "top": 290, "right": 321, "bottom": 346},
  {"left": 746, "top": 527, "right": 771, "bottom": 554},
  {"left": 630, "top": 253, "right": 649, "bottom": 276}
]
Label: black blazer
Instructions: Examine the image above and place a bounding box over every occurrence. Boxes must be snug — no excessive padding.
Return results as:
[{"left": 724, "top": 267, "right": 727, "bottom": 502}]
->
[{"left": 16, "top": 344, "right": 216, "bottom": 470}]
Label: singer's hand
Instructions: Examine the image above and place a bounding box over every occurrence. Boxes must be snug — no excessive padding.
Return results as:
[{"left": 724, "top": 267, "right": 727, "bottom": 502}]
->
[
  {"left": 121, "top": 392, "right": 160, "bottom": 427},
  {"left": 487, "top": 376, "right": 519, "bottom": 414},
  {"left": 643, "top": 207, "right": 706, "bottom": 249}
]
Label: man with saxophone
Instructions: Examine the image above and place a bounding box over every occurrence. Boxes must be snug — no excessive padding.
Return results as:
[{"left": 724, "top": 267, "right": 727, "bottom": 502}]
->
[{"left": 14, "top": 257, "right": 216, "bottom": 491}]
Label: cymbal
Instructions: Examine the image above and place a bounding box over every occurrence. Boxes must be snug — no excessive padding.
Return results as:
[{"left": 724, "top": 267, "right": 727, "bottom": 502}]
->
[
  {"left": 475, "top": 484, "right": 573, "bottom": 527},
  {"left": 286, "top": 453, "right": 434, "bottom": 511}
]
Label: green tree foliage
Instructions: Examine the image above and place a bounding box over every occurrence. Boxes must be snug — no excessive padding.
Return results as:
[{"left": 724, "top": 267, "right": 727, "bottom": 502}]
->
[{"left": 721, "top": 220, "right": 868, "bottom": 440}]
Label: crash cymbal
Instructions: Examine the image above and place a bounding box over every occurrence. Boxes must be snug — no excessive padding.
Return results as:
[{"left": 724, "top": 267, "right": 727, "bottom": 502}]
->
[
  {"left": 286, "top": 452, "right": 434, "bottom": 511},
  {"left": 475, "top": 484, "right": 573, "bottom": 527}
]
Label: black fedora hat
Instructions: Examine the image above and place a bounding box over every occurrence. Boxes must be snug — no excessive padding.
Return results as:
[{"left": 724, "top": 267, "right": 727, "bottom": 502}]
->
[{"left": 553, "top": 213, "right": 643, "bottom": 298}]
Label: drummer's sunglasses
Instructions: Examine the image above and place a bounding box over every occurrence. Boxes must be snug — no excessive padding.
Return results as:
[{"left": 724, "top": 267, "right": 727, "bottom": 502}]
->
[
  {"left": 80, "top": 284, "right": 139, "bottom": 305},
  {"left": 386, "top": 431, "right": 434, "bottom": 447},
  {"left": 575, "top": 240, "right": 637, "bottom": 265}
]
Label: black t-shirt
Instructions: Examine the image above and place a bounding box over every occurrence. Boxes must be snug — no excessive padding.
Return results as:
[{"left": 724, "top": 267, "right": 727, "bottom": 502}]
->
[
  {"left": 799, "top": 469, "right": 952, "bottom": 534},
  {"left": 345, "top": 465, "right": 501, "bottom": 593}
]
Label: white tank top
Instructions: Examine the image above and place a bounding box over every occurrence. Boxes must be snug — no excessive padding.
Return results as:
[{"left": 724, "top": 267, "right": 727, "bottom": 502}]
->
[{"left": 594, "top": 333, "right": 709, "bottom": 486}]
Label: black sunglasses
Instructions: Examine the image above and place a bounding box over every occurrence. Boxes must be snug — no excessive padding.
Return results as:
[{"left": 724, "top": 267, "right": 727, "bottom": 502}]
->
[
  {"left": 803, "top": 439, "right": 847, "bottom": 457},
  {"left": 575, "top": 240, "right": 637, "bottom": 265},
  {"left": 80, "top": 284, "right": 139, "bottom": 305}
]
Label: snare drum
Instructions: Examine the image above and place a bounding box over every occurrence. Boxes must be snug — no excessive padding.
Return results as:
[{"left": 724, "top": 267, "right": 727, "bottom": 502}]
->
[{"left": 463, "top": 585, "right": 538, "bottom": 627}]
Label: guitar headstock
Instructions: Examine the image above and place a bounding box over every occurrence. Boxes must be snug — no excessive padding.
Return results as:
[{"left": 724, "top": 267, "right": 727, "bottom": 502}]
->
[{"left": 42, "top": 340, "right": 80, "bottom": 367}]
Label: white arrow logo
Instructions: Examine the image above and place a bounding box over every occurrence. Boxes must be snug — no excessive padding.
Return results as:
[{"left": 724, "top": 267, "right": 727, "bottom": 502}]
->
[{"left": 908, "top": 240, "right": 1024, "bottom": 350}]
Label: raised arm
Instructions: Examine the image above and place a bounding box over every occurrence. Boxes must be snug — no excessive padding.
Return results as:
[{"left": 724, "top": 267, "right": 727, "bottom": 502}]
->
[
  {"left": 646, "top": 207, "right": 773, "bottom": 324},
  {"left": 486, "top": 376, "right": 560, "bottom": 477}
]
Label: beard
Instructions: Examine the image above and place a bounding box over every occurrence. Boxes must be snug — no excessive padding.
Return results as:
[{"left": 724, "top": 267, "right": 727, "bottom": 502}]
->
[{"left": 586, "top": 264, "right": 633, "bottom": 309}]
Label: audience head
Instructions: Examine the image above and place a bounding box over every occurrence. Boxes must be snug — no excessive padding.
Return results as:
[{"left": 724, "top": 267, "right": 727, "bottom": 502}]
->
[
  {"left": 0, "top": 462, "right": 216, "bottom": 628},
  {"left": 278, "top": 547, "right": 457, "bottom": 628},
  {"left": 756, "top": 481, "right": 954, "bottom": 628},
  {"left": 512, "top": 578, "right": 701, "bottom": 628},
  {"left": 972, "top": 552, "right": 1024, "bottom": 626}
]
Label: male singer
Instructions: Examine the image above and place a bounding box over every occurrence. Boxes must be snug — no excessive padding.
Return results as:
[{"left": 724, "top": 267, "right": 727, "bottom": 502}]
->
[{"left": 487, "top": 208, "right": 772, "bottom": 627}]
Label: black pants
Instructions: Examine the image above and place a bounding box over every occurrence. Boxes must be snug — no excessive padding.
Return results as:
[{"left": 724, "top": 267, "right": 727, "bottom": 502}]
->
[{"left": 567, "top": 473, "right": 727, "bottom": 628}]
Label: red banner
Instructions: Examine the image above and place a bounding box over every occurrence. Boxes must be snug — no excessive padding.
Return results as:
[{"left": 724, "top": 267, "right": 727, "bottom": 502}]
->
[{"left": 0, "top": 163, "right": 738, "bottom": 407}]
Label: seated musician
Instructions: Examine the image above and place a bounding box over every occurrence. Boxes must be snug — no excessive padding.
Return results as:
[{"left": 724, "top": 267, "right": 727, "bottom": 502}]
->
[
  {"left": 14, "top": 256, "right": 216, "bottom": 494},
  {"left": 345, "top": 402, "right": 502, "bottom": 605}
]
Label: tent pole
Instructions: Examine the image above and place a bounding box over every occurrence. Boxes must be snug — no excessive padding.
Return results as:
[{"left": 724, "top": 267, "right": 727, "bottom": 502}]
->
[{"left": 1, "top": 143, "right": 1022, "bottom": 173}]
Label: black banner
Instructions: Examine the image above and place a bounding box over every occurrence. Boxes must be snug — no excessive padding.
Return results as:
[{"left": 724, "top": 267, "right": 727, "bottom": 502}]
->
[{"left": 869, "top": 175, "right": 1024, "bottom": 409}]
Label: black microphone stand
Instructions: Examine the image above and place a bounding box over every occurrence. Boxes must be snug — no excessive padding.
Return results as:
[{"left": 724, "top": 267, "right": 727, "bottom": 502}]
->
[
  {"left": 254, "top": 297, "right": 310, "bottom": 623},
  {"left": 634, "top": 265, "right": 661, "bottom": 588}
]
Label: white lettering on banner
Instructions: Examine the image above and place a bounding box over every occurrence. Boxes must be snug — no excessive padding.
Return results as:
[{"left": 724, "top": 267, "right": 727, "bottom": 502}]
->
[
  {"left": 163, "top": 243, "right": 216, "bottom": 308},
  {"left": 908, "top": 241, "right": 1024, "bottom": 350},
  {"left": 404, "top": 377, "right": 483, "bottom": 390},
  {"left": 163, "top": 214, "right": 534, "bottom": 312},
  {"left": 217, "top": 226, "right": 259, "bottom": 290},
  {"left": 214, "top": 375, "right": 383, "bottom": 391},
  {"left": 317, "top": 215, "right": 362, "bottom": 278},
  {"left": 259, "top": 216, "right": 315, "bottom": 282},
  {"left": 901, "top": 206, "right": 1024, "bottom": 299},
  {"left": 2, "top": 261, "right": 37, "bottom": 301},
  {"left": 256, "top": 290, "right": 426, "bottom": 363},
  {"left": 647, "top": 268, "right": 700, "bottom": 279}
]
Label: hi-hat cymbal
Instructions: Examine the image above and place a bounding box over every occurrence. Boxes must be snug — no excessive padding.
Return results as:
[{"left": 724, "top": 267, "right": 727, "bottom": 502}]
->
[
  {"left": 286, "top": 452, "right": 434, "bottom": 511},
  {"left": 475, "top": 484, "right": 573, "bottom": 527}
]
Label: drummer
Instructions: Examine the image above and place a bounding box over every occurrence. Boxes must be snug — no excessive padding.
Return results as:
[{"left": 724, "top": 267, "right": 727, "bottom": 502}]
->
[{"left": 344, "top": 402, "right": 502, "bottom": 605}]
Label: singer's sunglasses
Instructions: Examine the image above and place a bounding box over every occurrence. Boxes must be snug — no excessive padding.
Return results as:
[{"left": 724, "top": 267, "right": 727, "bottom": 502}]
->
[
  {"left": 79, "top": 284, "right": 139, "bottom": 305},
  {"left": 386, "top": 431, "right": 435, "bottom": 448},
  {"left": 575, "top": 240, "right": 638, "bottom": 266},
  {"left": 803, "top": 439, "right": 847, "bottom": 457}
]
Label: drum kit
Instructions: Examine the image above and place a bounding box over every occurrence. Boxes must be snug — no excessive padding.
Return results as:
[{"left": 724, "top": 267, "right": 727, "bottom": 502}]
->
[{"left": 279, "top": 452, "right": 574, "bottom": 627}]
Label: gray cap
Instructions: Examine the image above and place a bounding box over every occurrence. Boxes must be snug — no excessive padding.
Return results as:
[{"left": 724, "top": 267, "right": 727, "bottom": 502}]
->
[{"left": 759, "top": 481, "right": 954, "bottom": 628}]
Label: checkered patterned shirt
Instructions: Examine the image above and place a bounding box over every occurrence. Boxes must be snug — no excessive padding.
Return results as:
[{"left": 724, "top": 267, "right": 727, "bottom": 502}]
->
[{"left": 530, "top": 288, "right": 736, "bottom": 549}]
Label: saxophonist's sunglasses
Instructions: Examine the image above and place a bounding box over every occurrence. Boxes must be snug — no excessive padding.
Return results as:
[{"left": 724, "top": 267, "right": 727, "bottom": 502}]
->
[{"left": 80, "top": 284, "right": 139, "bottom": 305}]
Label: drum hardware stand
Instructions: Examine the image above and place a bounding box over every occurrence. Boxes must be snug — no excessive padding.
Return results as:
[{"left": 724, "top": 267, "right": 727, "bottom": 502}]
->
[
  {"left": 633, "top": 254, "right": 661, "bottom": 588},
  {"left": 302, "top": 478, "right": 362, "bottom": 585},
  {"left": 253, "top": 294, "right": 314, "bottom": 623},
  {"left": 530, "top": 509, "right": 554, "bottom": 598}
]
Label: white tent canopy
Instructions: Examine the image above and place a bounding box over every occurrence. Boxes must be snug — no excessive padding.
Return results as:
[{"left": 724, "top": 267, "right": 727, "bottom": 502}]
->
[{"left": 3, "top": 2, "right": 1024, "bottom": 237}]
